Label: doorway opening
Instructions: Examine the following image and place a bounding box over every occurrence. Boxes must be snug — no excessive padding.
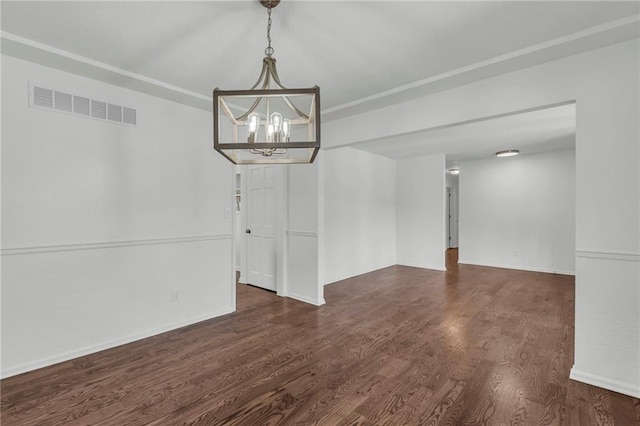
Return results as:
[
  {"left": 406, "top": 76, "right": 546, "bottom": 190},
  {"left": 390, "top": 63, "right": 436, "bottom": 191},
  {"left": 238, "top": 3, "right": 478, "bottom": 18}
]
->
[
  {"left": 233, "top": 165, "right": 284, "bottom": 307},
  {"left": 446, "top": 172, "right": 459, "bottom": 270}
]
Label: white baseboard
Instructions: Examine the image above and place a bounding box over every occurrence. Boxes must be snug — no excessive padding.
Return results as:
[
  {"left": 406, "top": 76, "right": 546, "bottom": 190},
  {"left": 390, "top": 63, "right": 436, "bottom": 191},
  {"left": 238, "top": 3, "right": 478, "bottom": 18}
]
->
[
  {"left": 570, "top": 366, "right": 640, "bottom": 398},
  {"left": 1, "top": 306, "right": 235, "bottom": 379},
  {"left": 458, "top": 259, "right": 575, "bottom": 276},
  {"left": 323, "top": 263, "right": 398, "bottom": 286},
  {"left": 396, "top": 262, "right": 446, "bottom": 272},
  {"left": 287, "top": 292, "right": 325, "bottom": 306}
]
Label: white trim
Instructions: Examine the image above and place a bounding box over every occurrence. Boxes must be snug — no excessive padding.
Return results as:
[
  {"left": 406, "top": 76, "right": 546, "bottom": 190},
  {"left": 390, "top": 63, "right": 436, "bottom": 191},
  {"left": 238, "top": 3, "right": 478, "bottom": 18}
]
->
[
  {"left": 4, "top": 15, "right": 639, "bottom": 117},
  {"left": 287, "top": 291, "right": 325, "bottom": 307},
  {"left": 323, "top": 15, "right": 640, "bottom": 114},
  {"left": 570, "top": 367, "right": 640, "bottom": 399},
  {"left": 576, "top": 250, "right": 639, "bottom": 262},
  {"left": 317, "top": 151, "right": 326, "bottom": 297},
  {"left": 237, "top": 165, "right": 249, "bottom": 288},
  {"left": 287, "top": 230, "right": 318, "bottom": 238},
  {"left": 0, "top": 307, "right": 235, "bottom": 379},
  {"left": 457, "top": 260, "right": 574, "bottom": 276},
  {"left": 277, "top": 166, "right": 289, "bottom": 298},
  {"left": 230, "top": 167, "right": 238, "bottom": 312},
  {"left": 323, "top": 263, "right": 398, "bottom": 286},
  {"left": 1, "top": 234, "right": 233, "bottom": 256},
  {"left": 1, "top": 31, "right": 211, "bottom": 103},
  {"left": 396, "top": 262, "right": 447, "bottom": 272}
]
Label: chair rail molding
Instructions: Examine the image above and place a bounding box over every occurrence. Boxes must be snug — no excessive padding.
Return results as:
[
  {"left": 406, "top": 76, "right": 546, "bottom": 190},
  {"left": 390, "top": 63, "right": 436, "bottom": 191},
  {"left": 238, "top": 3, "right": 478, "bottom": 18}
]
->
[
  {"left": 575, "top": 249, "right": 639, "bottom": 262},
  {"left": 286, "top": 230, "right": 318, "bottom": 238},
  {"left": 1, "top": 234, "right": 233, "bottom": 256}
]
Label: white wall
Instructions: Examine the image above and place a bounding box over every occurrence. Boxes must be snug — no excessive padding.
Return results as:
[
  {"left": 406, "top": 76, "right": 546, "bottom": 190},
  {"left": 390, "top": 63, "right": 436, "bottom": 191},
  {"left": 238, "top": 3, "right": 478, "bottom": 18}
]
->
[
  {"left": 446, "top": 172, "right": 459, "bottom": 248},
  {"left": 396, "top": 154, "right": 446, "bottom": 270},
  {"left": 322, "top": 147, "right": 396, "bottom": 285},
  {"left": 287, "top": 161, "right": 322, "bottom": 305},
  {"left": 324, "top": 39, "right": 640, "bottom": 397},
  {"left": 2, "top": 30, "right": 638, "bottom": 399},
  {"left": 1, "top": 55, "right": 235, "bottom": 377},
  {"left": 459, "top": 149, "right": 575, "bottom": 274}
]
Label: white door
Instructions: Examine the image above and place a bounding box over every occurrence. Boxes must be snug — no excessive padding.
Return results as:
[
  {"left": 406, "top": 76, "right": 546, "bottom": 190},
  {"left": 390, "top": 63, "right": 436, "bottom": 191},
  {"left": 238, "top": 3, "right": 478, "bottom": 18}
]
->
[{"left": 246, "top": 165, "right": 278, "bottom": 291}]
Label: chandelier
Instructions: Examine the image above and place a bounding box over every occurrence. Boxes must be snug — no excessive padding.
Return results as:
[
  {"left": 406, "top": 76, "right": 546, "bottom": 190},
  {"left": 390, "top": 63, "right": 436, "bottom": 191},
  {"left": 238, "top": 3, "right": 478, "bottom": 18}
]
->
[{"left": 213, "top": 0, "right": 320, "bottom": 164}]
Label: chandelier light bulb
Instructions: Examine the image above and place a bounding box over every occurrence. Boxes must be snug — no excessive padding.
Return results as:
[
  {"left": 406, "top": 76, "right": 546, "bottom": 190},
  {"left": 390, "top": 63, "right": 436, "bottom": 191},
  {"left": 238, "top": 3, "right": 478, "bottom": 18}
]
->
[
  {"left": 270, "top": 112, "right": 283, "bottom": 142},
  {"left": 271, "top": 112, "right": 283, "bottom": 129},
  {"left": 246, "top": 112, "right": 260, "bottom": 143},
  {"left": 282, "top": 118, "right": 291, "bottom": 142},
  {"left": 267, "top": 123, "right": 275, "bottom": 142}
]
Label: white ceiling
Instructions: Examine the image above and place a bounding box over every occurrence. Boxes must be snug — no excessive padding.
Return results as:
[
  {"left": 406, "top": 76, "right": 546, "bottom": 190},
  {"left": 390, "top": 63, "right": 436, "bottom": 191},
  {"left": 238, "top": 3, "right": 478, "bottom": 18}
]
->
[
  {"left": 0, "top": 1, "right": 636, "bottom": 159},
  {"left": 350, "top": 102, "right": 576, "bottom": 165}
]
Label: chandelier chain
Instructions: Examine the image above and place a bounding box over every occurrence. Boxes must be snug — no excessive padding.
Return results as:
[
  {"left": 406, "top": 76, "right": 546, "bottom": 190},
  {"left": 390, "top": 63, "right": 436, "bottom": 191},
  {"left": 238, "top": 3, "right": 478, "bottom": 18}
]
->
[{"left": 265, "top": 2, "right": 274, "bottom": 57}]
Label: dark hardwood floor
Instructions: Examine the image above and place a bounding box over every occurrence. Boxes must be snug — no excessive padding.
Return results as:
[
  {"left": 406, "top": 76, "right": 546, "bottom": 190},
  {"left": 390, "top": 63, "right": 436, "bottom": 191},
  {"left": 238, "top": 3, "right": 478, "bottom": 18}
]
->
[
  {"left": 446, "top": 247, "right": 459, "bottom": 270},
  {"left": 2, "top": 259, "right": 639, "bottom": 425}
]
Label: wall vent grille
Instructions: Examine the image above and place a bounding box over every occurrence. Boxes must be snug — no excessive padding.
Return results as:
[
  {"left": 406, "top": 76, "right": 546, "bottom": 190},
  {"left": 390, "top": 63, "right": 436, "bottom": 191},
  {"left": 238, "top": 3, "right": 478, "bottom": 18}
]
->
[
  {"left": 29, "top": 83, "right": 137, "bottom": 127},
  {"left": 107, "top": 103, "right": 122, "bottom": 122},
  {"left": 74, "top": 96, "right": 90, "bottom": 116},
  {"left": 54, "top": 91, "right": 72, "bottom": 112},
  {"left": 123, "top": 107, "right": 137, "bottom": 125},
  {"left": 33, "top": 86, "right": 53, "bottom": 108},
  {"left": 91, "top": 100, "right": 107, "bottom": 119}
]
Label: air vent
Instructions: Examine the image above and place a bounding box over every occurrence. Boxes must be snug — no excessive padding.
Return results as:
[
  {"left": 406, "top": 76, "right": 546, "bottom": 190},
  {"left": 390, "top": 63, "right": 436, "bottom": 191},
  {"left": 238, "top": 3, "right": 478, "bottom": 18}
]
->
[
  {"left": 91, "top": 100, "right": 107, "bottom": 119},
  {"left": 29, "top": 83, "right": 137, "bottom": 127},
  {"left": 74, "top": 96, "right": 90, "bottom": 116},
  {"left": 123, "top": 107, "right": 137, "bottom": 125},
  {"left": 54, "top": 91, "right": 72, "bottom": 112},
  {"left": 33, "top": 86, "right": 53, "bottom": 108},
  {"left": 107, "top": 104, "right": 122, "bottom": 122}
]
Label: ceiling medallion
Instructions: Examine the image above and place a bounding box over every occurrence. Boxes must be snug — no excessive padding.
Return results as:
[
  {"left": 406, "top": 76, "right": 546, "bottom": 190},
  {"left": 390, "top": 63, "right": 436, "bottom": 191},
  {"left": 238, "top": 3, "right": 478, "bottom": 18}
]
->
[{"left": 213, "top": 0, "right": 320, "bottom": 164}]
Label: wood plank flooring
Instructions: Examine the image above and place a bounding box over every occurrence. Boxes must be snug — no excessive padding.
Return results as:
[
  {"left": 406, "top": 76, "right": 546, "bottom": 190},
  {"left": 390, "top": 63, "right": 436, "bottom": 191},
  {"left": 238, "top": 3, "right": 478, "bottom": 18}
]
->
[{"left": 2, "top": 259, "right": 639, "bottom": 425}]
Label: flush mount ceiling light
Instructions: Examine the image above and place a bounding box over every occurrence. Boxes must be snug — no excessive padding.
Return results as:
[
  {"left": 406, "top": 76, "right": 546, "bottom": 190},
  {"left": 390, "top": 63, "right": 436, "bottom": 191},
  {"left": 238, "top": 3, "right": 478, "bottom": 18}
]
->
[
  {"left": 213, "top": 0, "right": 320, "bottom": 164},
  {"left": 496, "top": 150, "right": 519, "bottom": 157},
  {"left": 448, "top": 168, "right": 460, "bottom": 175}
]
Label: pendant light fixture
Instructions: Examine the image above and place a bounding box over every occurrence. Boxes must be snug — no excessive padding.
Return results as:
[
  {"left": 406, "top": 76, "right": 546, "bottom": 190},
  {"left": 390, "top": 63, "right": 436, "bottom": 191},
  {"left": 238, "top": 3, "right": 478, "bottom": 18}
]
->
[{"left": 213, "top": 0, "right": 320, "bottom": 164}]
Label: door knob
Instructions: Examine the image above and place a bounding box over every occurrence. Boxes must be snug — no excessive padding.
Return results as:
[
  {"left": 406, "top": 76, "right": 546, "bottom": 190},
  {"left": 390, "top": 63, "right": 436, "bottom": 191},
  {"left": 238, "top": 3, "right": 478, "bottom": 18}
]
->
[{"left": 246, "top": 229, "right": 251, "bottom": 234}]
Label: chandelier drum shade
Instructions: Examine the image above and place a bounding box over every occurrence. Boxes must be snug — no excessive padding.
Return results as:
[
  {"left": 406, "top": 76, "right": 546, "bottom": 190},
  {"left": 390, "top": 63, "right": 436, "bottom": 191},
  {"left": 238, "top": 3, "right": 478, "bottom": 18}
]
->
[{"left": 213, "top": 0, "right": 320, "bottom": 164}]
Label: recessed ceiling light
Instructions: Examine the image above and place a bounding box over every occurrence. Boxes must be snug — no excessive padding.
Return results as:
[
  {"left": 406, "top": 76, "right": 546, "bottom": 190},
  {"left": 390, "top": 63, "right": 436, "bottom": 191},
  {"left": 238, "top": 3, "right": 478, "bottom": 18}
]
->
[
  {"left": 448, "top": 168, "right": 460, "bottom": 175},
  {"left": 496, "top": 150, "right": 519, "bottom": 157}
]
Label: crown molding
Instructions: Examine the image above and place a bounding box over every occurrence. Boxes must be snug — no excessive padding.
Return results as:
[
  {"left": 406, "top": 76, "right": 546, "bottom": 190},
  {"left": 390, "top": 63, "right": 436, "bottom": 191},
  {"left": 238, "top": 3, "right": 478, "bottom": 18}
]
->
[
  {"left": 1, "top": 31, "right": 212, "bottom": 111},
  {"left": 2, "top": 14, "right": 638, "bottom": 117}
]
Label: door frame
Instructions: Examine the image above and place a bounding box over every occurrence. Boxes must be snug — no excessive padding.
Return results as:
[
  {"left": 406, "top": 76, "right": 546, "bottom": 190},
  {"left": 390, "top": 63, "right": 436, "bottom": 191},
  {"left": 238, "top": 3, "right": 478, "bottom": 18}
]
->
[
  {"left": 234, "top": 164, "right": 288, "bottom": 297},
  {"left": 446, "top": 183, "right": 459, "bottom": 249}
]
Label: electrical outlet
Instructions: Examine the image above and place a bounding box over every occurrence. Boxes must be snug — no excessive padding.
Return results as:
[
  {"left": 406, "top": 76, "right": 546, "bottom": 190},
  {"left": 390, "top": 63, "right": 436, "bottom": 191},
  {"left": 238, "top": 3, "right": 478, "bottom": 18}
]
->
[{"left": 171, "top": 289, "right": 181, "bottom": 303}]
